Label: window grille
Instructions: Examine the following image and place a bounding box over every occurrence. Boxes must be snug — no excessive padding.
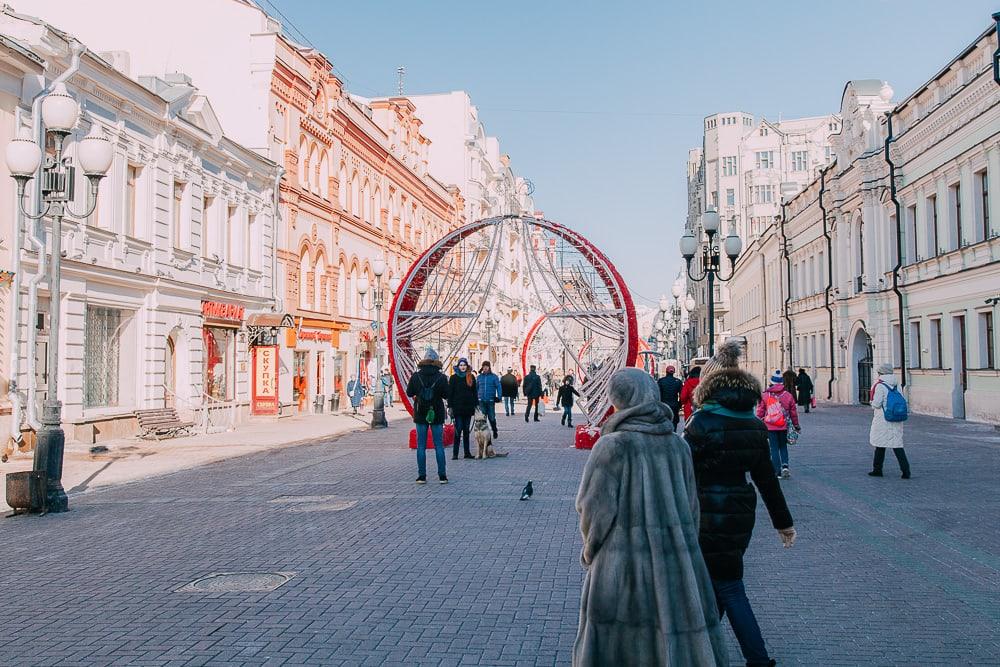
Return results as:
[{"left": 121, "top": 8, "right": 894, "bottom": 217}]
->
[{"left": 84, "top": 306, "right": 123, "bottom": 408}]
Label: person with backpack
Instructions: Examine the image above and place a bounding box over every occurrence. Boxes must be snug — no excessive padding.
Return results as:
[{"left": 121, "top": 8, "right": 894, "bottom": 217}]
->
[
  {"left": 657, "top": 365, "right": 684, "bottom": 431},
  {"left": 556, "top": 377, "right": 581, "bottom": 428},
  {"left": 405, "top": 347, "right": 449, "bottom": 484},
  {"left": 500, "top": 367, "right": 519, "bottom": 416},
  {"left": 447, "top": 358, "right": 478, "bottom": 460},
  {"left": 684, "top": 342, "right": 796, "bottom": 667},
  {"left": 795, "top": 369, "right": 814, "bottom": 414},
  {"left": 477, "top": 361, "right": 501, "bottom": 439},
  {"left": 868, "top": 363, "right": 911, "bottom": 479},
  {"left": 522, "top": 365, "right": 544, "bottom": 422},
  {"left": 756, "top": 370, "right": 800, "bottom": 479}
]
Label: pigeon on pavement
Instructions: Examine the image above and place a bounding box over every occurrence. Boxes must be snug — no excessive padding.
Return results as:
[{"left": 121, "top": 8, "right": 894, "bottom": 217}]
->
[{"left": 520, "top": 481, "right": 533, "bottom": 501}]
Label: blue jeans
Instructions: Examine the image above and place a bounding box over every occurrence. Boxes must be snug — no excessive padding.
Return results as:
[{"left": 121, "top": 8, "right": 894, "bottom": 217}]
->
[
  {"left": 767, "top": 429, "right": 789, "bottom": 475},
  {"left": 503, "top": 395, "right": 515, "bottom": 415},
  {"left": 453, "top": 414, "right": 472, "bottom": 457},
  {"left": 713, "top": 579, "right": 771, "bottom": 666},
  {"left": 562, "top": 404, "right": 572, "bottom": 424},
  {"left": 478, "top": 400, "right": 498, "bottom": 434},
  {"left": 415, "top": 423, "right": 446, "bottom": 479}
]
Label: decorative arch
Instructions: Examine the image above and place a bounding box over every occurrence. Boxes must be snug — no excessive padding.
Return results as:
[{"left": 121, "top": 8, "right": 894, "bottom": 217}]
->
[
  {"left": 298, "top": 245, "right": 311, "bottom": 310},
  {"left": 313, "top": 250, "right": 327, "bottom": 312},
  {"left": 307, "top": 144, "right": 319, "bottom": 193}
]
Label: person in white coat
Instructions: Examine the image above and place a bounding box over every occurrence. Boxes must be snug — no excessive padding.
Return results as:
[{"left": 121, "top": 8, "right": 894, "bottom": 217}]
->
[{"left": 867, "top": 364, "right": 911, "bottom": 479}]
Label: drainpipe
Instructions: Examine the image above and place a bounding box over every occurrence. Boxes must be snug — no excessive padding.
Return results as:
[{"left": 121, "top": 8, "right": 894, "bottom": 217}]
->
[
  {"left": 271, "top": 165, "right": 285, "bottom": 311},
  {"left": 22, "top": 41, "right": 85, "bottom": 433},
  {"left": 780, "top": 200, "right": 793, "bottom": 370},
  {"left": 819, "top": 164, "right": 836, "bottom": 399},
  {"left": 993, "top": 12, "right": 1000, "bottom": 85},
  {"left": 6, "top": 108, "right": 27, "bottom": 444},
  {"left": 884, "top": 110, "right": 907, "bottom": 387}
]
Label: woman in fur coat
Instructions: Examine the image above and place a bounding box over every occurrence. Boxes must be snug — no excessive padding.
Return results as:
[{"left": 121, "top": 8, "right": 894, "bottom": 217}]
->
[
  {"left": 686, "top": 342, "right": 796, "bottom": 667},
  {"left": 573, "top": 368, "right": 726, "bottom": 667}
]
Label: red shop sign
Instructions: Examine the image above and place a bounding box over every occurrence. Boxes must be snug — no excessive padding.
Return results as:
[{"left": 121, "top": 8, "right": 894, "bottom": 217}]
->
[
  {"left": 251, "top": 345, "right": 279, "bottom": 415},
  {"left": 202, "top": 300, "right": 245, "bottom": 322}
]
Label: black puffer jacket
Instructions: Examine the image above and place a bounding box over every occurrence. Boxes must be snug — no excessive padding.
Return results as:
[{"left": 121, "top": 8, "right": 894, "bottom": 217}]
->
[
  {"left": 406, "top": 364, "right": 448, "bottom": 425},
  {"left": 684, "top": 366, "right": 793, "bottom": 581},
  {"left": 447, "top": 372, "right": 479, "bottom": 417}
]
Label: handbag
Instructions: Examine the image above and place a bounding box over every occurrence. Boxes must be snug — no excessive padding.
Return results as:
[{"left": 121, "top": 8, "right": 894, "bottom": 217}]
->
[
  {"left": 787, "top": 428, "right": 800, "bottom": 446},
  {"left": 538, "top": 400, "right": 546, "bottom": 416},
  {"left": 810, "top": 396, "right": 817, "bottom": 409}
]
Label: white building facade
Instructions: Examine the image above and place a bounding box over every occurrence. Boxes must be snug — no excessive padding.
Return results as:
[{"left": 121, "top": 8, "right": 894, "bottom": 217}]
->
[{"left": 1, "top": 8, "right": 280, "bottom": 443}]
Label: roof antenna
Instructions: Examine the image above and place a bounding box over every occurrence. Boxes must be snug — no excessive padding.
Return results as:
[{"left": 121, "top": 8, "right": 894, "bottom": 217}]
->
[{"left": 396, "top": 66, "right": 405, "bottom": 96}]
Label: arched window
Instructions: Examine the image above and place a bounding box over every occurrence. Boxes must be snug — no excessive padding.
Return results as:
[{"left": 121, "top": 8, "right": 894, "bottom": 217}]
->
[
  {"left": 307, "top": 145, "right": 318, "bottom": 193},
  {"left": 338, "top": 163, "right": 348, "bottom": 210},
  {"left": 319, "top": 151, "right": 329, "bottom": 199},
  {"left": 351, "top": 173, "right": 360, "bottom": 217},
  {"left": 349, "top": 267, "right": 359, "bottom": 317},
  {"left": 297, "top": 137, "right": 308, "bottom": 188},
  {"left": 373, "top": 187, "right": 381, "bottom": 228},
  {"left": 338, "top": 262, "right": 348, "bottom": 316},
  {"left": 314, "top": 254, "right": 326, "bottom": 312},
  {"left": 298, "top": 248, "right": 310, "bottom": 309}
]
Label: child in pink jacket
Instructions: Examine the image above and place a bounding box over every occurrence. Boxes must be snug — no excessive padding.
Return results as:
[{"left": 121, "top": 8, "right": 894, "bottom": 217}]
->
[{"left": 756, "top": 370, "right": 801, "bottom": 479}]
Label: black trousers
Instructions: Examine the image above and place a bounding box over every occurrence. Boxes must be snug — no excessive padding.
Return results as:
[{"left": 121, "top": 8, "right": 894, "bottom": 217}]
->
[
  {"left": 873, "top": 447, "right": 910, "bottom": 475},
  {"left": 525, "top": 397, "right": 540, "bottom": 420}
]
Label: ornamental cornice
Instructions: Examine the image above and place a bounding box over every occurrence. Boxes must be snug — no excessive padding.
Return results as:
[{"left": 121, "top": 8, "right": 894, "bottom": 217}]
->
[
  {"left": 895, "top": 75, "right": 997, "bottom": 161},
  {"left": 300, "top": 115, "right": 333, "bottom": 146}
]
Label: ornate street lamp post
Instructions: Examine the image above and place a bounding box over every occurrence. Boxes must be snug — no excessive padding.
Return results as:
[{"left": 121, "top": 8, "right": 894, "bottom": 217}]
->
[
  {"left": 5, "top": 83, "right": 114, "bottom": 512},
  {"left": 680, "top": 208, "right": 742, "bottom": 357},
  {"left": 358, "top": 258, "right": 400, "bottom": 429},
  {"left": 684, "top": 294, "right": 696, "bottom": 363},
  {"left": 482, "top": 299, "right": 500, "bottom": 364}
]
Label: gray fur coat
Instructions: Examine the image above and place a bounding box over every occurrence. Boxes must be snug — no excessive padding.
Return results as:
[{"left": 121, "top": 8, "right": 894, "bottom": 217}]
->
[{"left": 573, "top": 369, "right": 726, "bottom": 666}]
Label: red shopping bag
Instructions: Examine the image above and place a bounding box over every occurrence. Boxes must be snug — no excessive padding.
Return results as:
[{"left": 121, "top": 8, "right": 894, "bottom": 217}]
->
[
  {"left": 574, "top": 425, "right": 601, "bottom": 450},
  {"left": 408, "top": 423, "right": 456, "bottom": 449},
  {"left": 810, "top": 397, "right": 817, "bottom": 409}
]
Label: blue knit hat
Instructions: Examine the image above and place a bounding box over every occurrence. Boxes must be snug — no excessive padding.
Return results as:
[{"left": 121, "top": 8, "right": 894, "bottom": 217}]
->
[{"left": 770, "top": 370, "right": 783, "bottom": 384}]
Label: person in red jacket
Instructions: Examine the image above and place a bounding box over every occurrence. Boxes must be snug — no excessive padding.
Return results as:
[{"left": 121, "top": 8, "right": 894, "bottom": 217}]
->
[
  {"left": 679, "top": 365, "right": 701, "bottom": 425},
  {"left": 756, "top": 370, "right": 800, "bottom": 480}
]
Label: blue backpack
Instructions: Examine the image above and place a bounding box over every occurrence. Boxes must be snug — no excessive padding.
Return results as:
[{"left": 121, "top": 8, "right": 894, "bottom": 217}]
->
[{"left": 882, "top": 383, "right": 909, "bottom": 422}]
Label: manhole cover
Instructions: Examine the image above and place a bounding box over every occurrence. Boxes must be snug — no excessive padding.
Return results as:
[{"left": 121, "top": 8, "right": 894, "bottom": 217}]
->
[{"left": 176, "top": 571, "right": 294, "bottom": 593}]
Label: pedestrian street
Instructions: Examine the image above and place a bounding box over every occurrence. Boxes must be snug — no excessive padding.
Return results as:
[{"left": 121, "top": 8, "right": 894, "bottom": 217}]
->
[{"left": 1, "top": 404, "right": 998, "bottom": 666}]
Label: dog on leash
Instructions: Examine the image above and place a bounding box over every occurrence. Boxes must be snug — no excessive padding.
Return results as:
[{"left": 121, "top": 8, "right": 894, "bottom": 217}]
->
[{"left": 472, "top": 409, "right": 508, "bottom": 458}]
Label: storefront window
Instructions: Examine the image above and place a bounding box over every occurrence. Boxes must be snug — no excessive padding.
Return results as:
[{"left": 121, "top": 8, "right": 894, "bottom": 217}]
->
[
  {"left": 203, "top": 326, "right": 235, "bottom": 400},
  {"left": 84, "top": 306, "right": 123, "bottom": 408},
  {"left": 293, "top": 351, "right": 308, "bottom": 410}
]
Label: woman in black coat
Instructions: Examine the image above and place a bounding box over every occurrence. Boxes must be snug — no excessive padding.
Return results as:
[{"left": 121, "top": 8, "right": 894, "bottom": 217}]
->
[
  {"left": 447, "top": 358, "right": 478, "bottom": 459},
  {"left": 684, "top": 341, "right": 796, "bottom": 667},
  {"left": 795, "top": 368, "right": 814, "bottom": 413}
]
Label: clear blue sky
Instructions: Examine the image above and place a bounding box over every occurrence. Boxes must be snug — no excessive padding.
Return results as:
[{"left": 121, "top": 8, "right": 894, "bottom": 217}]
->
[{"left": 269, "top": 0, "right": 997, "bottom": 306}]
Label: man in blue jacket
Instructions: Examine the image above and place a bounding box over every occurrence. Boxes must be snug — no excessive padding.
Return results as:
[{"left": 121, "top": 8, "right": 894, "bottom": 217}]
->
[{"left": 477, "top": 360, "right": 501, "bottom": 438}]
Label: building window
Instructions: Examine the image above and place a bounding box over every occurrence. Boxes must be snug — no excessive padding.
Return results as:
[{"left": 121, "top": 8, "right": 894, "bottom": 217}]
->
[
  {"left": 755, "top": 151, "right": 774, "bottom": 169},
  {"left": 726, "top": 188, "right": 735, "bottom": 206},
  {"left": 891, "top": 324, "right": 902, "bottom": 368},
  {"left": 929, "top": 318, "right": 942, "bottom": 369},
  {"left": 949, "top": 182, "right": 962, "bottom": 249},
  {"left": 722, "top": 156, "right": 737, "bottom": 176},
  {"left": 980, "top": 311, "right": 995, "bottom": 369},
  {"left": 976, "top": 170, "right": 989, "bottom": 242},
  {"left": 825, "top": 146, "right": 833, "bottom": 162},
  {"left": 926, "top": 194, "right": 938, "bottom": 257},
  {"left": 905, "top": 204, "right": 917, "bottom": 263},
  {"left": 172, "top": 181, "right": 186, "bottom": 249},
  {"left": 908, "top": 321, "right": 922, "bottom": 368},
  {"left": 247, "top": 213, "right": 257, "bottom": 271},
  {"left": 202, "top": 195, "right": 214, "bottom": 258},
  {"left": 125, "top": 164, "right": 140, "bottom": 237},
  {"left": 84, "top": 306, "right": 123, "bottom": 408},
  {"left": 203, "top": 326, "right": 235, "bottom": 401},
  {"left": 791, "top": 151, "right": 808, "bottom": 172},
  {"left": 760, "top": 127, "right": 768, "bottom": 137},
  {"left": 227, "top": 204, "right": 238, "bottom": 265},
  {"left": 754, "top": 184, "right": 774, "bottom": 204}
]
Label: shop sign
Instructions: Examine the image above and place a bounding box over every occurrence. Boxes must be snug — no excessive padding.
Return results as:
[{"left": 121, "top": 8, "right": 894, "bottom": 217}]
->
[
  {"left": 252, "top": 345, "right": 279, "bottom": 415},
  {"left": 202, "top": 300, "right": 245, "bottom": 322},
  {"left": 299, "top": 331, "right": 333, "bottom": 343}
]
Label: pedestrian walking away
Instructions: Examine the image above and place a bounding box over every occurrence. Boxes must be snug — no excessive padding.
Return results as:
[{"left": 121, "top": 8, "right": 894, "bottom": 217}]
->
[
  {"left": 380, "top": 368, "right": 394, "bottom": 408},
  {"left": 500, "top": 367, "right": 519, "bottom": 416},
  {"left": 680, "top": 365, "right": 702, "bottom": 426},
  {"left": 346, "top": 375, "right": 365, "bottom": 415},
  {"left": 405, "top": 347, "right": 449, "bottom": 484},
  {"left": 556, "top": 377, "right": 580, "bottom": 427},
  {"left": 476, "top": 361, "right": 501, "bottom": 438},
  {"left": 795, "top": 368, "right": 814, "bottom": 413},
  {"left": 447, "top": 358, "right": 478, "bottom": 460},
  {"left": 685, "top": 341, "right": 797, "bottom": 667},
  {"left": 657, "top": 365, "right": 683, "bottom": 431},
  {"left": 782, "top": 369, "right": 798, "bottom": 405},
  {"left": 522, "top": 365, "right": 544, "bottom": 422},
  {"left": 868, "top": 363, "right": 911, "bottom": 479},
  {"left": 757, "top": 370, "right": 800, "bottom": 479},
  {"left": 573, "top": 368, "right": 727, "bottom": 667}
]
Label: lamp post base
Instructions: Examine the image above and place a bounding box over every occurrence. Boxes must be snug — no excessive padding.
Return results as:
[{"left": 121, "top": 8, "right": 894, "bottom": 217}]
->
[
  {"left": 370, "top": 393, "right": 388, "bottom": 429},
  {"left": 35, "top": 402, "right": 69, "bottom": 513}
]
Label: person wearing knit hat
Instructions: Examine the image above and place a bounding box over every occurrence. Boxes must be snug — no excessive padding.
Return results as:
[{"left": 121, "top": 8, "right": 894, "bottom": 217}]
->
[
  {"left": 405, "top": 346, "right": 449, "bottom": 483},
  {"left": 684, "top": 340, "right": 796, "bottom": 667},
  {"left": 868, "top": 363, "right": 911, "bottom": 478},
  {"left": 756, "top": 368, "right": 800, "bottom": 479}
]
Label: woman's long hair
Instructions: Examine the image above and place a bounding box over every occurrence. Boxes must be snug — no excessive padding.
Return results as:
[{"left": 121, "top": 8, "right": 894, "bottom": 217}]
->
[{"left": 782, "top": 369, "right": 797, "bottom": 392}]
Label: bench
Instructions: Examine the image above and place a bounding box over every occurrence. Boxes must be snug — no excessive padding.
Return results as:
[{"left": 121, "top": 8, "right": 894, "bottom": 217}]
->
[{"left": 135, "top": 408, "right": 195, "bottom": 441}]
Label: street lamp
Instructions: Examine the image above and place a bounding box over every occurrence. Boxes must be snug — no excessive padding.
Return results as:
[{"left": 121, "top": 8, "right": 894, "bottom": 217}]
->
[
  {"left": 680, "top": 208, "right": 742, "bottom": 357},
  {"left": 482, "top": 300, "right": 500, "bottom": 364},
  {"left": 358, "top": 258, "right": 398, "bottom": 429},
  {"left": 6, "top": 83, "right": 113, "bottom": 512}
]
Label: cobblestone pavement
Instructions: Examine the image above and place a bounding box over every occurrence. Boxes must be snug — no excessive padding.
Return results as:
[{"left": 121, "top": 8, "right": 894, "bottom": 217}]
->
[{"left": 1, "top": 404, "right": 998, "bottom": 666}]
